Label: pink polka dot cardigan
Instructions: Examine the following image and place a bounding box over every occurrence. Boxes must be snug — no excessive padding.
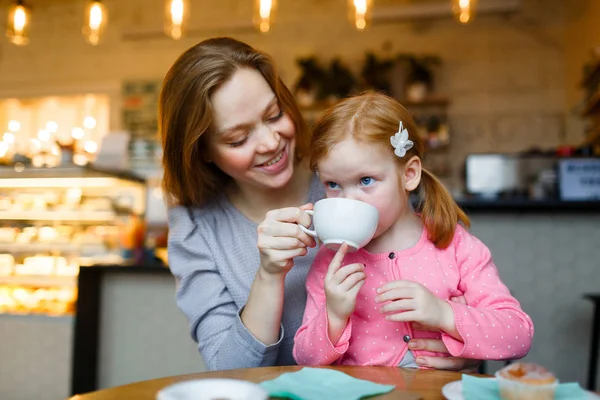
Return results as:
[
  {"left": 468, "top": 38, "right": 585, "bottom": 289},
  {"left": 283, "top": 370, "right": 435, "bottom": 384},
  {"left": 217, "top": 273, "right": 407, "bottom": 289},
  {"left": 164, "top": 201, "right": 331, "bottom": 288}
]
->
[{"left": 292, "top": 225, "right": 534, "bottom": 367}]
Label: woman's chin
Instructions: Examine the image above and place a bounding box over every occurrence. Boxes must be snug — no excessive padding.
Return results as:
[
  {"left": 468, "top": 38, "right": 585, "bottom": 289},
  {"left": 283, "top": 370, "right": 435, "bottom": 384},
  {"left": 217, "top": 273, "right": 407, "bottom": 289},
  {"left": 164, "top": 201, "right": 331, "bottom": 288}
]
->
[{"left": 261, "top": 166, "right": 295, "bottom": 190}]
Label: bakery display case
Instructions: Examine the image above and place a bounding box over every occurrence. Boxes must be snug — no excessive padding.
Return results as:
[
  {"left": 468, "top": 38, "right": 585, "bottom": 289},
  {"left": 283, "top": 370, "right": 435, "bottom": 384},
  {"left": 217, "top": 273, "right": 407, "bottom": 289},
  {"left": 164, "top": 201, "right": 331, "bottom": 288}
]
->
[{"left": 0, "top": 164, "right": 146, "bottom": 316}]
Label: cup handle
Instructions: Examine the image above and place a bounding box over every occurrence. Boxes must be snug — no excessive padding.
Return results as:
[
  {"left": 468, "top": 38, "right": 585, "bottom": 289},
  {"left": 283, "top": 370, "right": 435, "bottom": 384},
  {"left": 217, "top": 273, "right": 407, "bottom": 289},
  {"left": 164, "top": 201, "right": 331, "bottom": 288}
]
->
[{"left": 298, "top": 210, "right": 317, "bottom": 238}]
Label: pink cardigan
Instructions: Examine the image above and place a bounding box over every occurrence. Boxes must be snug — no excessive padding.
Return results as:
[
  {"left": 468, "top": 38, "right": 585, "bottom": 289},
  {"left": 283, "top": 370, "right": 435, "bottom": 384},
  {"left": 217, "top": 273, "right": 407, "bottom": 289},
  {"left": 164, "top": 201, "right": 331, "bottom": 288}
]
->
[{"left": 293, "top": 225, "right": 534, "bottom": 367}]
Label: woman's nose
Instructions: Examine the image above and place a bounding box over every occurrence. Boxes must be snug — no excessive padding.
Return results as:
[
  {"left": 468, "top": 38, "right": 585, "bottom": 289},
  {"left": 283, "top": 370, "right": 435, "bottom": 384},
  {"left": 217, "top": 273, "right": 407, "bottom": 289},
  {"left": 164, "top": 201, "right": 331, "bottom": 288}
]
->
[{"left": 255, "top": 124, "right": 280, "bottom": 153}]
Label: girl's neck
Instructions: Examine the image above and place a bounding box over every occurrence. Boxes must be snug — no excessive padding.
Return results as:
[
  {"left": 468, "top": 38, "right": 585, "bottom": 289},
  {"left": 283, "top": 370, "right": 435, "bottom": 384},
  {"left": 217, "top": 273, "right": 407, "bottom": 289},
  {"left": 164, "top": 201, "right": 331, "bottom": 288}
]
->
[
  {"left": 365, "top": 210, "right": 423, "bottom": 254},
  {"left": 227, "top": 159, "right": 313, "bottom": 224}
]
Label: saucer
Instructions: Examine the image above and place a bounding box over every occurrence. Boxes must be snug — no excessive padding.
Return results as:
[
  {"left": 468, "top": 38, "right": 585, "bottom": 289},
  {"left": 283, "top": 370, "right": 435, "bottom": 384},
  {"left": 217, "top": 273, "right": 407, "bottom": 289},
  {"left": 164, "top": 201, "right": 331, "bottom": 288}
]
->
[
  {"left": 156, "top": 378, "right": 269, "bottom": 400},
  {"left": 442, "top": 379, "right": 600, "bottom": 400}
]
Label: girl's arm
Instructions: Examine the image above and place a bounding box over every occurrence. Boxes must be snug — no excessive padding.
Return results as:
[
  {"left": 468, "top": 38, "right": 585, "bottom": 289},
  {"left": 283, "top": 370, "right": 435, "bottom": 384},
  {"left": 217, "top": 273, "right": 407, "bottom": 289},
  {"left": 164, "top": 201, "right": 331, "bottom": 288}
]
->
[
  {"left": 441, "top": 226, "right": 534, "bottom": 360},
  {"left": 293, "top": 248, "right": 352, "bottom": 365}
]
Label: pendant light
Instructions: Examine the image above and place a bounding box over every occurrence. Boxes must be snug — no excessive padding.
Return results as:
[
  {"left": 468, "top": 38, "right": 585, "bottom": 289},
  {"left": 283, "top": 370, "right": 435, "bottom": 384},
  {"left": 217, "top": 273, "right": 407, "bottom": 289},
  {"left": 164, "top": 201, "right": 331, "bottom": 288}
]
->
[
  {"left": 254, "top": 0, "right": 276, "bottom": 33},
  {"left": 452, "top": 0, "right": 478, "bottom": 24},
  {"left": 6, "top": 0, "right": 31, "bottom": 46},
  {"left": 82, "top": 0, "right": 108, "bottom": 45},
  {"left": 348, "top": 0, "right": 373, "bottom": 31},
  {"left": 164, "top": 0, "right": 189, "bottom": 40}
]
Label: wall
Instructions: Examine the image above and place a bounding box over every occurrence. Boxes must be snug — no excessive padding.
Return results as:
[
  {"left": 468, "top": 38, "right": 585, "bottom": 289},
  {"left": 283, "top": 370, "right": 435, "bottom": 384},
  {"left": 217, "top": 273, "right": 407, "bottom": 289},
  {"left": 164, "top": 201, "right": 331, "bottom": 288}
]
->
[
  {"left": 564, "top": 0, "right": 600, "bottom": 140},
  {"left": 0, "top": 315, "right": 72, "bottom": 400},
  {"left": 0, "top": 0, "right": 568, "bottom": 189}
]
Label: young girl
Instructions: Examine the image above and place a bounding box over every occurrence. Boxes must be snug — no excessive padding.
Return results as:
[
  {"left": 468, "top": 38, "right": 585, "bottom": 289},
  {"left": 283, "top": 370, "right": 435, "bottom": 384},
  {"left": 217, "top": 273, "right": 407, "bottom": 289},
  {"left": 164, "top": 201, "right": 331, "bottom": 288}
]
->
[{"left": 292, "top": 91, "right": 534, "bottom": 368}]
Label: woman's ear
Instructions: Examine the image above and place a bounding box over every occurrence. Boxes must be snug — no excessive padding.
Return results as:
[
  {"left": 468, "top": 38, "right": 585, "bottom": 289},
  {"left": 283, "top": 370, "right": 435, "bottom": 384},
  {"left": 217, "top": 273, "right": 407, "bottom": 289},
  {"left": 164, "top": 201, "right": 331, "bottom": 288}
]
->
[{"left": 403, "top": 155, "right": 421, "bottom": 192}]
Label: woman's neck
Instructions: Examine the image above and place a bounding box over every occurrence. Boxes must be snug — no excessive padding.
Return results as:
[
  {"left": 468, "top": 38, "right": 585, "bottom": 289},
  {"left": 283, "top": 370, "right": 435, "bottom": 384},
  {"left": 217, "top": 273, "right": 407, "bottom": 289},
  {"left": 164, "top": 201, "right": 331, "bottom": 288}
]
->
[
  {"left": 227, "top": 159, "right": 313, "bottom": 224},
  {"left": 365, "top": 209, "right": 423, "bottom": 254}
]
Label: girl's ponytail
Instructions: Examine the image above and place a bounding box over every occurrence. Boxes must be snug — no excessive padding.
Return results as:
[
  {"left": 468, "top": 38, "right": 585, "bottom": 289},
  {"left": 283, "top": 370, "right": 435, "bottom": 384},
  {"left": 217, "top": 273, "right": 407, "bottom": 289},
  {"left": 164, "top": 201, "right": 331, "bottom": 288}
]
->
[{"left": 418, "top": 168, "right": 470, "bottom": 248}]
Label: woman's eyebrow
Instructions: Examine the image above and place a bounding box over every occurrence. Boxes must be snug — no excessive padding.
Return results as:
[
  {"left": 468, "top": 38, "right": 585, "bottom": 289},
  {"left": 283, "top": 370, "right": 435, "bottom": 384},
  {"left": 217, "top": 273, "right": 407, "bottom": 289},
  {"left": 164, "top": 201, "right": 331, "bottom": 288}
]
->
[{"left": 218, "top": 97, "right": 278, "bottom": 136}]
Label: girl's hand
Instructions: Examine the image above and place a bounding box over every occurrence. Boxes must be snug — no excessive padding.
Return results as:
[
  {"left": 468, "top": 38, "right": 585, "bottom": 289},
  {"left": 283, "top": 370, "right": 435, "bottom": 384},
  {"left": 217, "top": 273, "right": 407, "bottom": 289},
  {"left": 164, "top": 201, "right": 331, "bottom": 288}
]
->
[
  {"left": 408, "top": 294, "right": 479, "bottom": 372},
  {"left": 257, "top": 203, "right": 316, "bottom": 276},
  {"left": 325, "top": 243, "right": 366, "bottom": 325},
  {"left": 375, "top": 280, "right": 455, "bottom": 333}
]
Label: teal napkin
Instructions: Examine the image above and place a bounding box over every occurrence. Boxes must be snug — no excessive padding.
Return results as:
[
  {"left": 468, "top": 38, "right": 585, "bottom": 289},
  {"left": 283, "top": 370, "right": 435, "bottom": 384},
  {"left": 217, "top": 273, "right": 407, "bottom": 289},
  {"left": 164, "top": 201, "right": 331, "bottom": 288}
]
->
[
  {"left": 259, "top": 367, "right": 395, "bottom": 400},
  {"left": 462, "top": 374, "right": 590, "bottom": 400}
]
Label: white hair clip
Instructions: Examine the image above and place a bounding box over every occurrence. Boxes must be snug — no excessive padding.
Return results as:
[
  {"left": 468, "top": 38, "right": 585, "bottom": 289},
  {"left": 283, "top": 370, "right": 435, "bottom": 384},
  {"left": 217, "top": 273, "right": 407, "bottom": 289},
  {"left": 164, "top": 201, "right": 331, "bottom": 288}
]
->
[{"left": 390, "top": 121, "right": 414, "bottom": 158}]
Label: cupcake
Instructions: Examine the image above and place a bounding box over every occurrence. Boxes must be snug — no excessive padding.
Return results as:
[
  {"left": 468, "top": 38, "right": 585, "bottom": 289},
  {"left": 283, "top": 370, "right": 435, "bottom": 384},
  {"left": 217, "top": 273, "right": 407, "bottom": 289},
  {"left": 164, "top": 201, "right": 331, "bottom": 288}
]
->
[{"left": 495, "top": 362, "right": 558, "bottom": 400}]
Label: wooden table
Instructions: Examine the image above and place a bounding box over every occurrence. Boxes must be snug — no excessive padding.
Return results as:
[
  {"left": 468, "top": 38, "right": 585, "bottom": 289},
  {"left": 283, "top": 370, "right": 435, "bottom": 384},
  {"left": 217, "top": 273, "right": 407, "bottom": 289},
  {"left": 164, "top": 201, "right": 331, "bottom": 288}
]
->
[{"left": 68, "top": 365, "right": 471, "bottom": 400}]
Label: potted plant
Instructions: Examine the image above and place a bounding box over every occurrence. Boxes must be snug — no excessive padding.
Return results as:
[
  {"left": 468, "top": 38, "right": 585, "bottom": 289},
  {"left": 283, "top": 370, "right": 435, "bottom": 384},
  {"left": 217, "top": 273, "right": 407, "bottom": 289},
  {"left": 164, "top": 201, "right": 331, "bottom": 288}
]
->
[
  {"left": 396, "top": 54, "right": 442, "bottom": 102},
  {"left": 294, "top": 57, "right": 329, "bottom": 107},
  {"left": 325, "top": 58, "right": 357, "bottom": 104},
  {"left": 360, "top": 52, "right": 395, "bottom": 95}
]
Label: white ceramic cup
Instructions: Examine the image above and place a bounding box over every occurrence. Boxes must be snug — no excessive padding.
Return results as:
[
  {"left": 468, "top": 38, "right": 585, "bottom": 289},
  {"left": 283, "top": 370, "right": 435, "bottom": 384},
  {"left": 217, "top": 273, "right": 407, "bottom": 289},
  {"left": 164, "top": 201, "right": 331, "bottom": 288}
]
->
[
  {"left": 299, "top": 198, "right": 379, "bottom": 252},
  {"left": 156, "top": 379, "right": 269, "bottom": 400}
]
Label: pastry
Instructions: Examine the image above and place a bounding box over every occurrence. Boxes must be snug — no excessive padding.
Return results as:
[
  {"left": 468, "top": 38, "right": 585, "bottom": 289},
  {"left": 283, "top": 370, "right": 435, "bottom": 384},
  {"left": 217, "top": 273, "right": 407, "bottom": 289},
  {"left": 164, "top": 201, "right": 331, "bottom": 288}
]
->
[{"left": 495, "top": 362, "right": 558, "bottom": 400}]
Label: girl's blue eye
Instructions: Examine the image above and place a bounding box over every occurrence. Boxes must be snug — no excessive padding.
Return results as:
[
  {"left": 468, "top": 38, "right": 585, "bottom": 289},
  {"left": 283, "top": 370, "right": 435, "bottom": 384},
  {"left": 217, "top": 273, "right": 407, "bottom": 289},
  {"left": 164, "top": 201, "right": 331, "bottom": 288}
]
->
[
  {"left": 326, "top": 182, "right": 340, "bottom": 189},
  {"left": 360, "top": 177, "right": 375, "bottom": 186}
]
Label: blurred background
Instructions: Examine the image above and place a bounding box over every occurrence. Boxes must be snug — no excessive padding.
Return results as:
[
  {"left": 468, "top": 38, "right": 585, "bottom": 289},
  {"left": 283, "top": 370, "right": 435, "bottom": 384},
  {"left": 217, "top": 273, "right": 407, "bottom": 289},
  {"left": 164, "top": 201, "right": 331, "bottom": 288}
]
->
[{"left": 0, "top": 0, "right": 599, "bottom": 399}]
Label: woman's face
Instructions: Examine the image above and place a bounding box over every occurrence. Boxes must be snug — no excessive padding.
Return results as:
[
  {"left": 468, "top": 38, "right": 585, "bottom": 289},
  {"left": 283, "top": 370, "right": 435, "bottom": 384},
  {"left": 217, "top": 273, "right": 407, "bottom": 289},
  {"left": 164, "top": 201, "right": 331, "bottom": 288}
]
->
[{"left": 207, "top": 68, "right": 297, "bottom": 193}]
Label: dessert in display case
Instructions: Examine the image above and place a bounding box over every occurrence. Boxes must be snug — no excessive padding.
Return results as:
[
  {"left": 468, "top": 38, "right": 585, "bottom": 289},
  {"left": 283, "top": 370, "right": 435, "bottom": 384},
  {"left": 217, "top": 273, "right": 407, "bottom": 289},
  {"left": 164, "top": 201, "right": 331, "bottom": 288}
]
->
[{"left": 0, "top": 163, "right": 146, "bottom": 316}]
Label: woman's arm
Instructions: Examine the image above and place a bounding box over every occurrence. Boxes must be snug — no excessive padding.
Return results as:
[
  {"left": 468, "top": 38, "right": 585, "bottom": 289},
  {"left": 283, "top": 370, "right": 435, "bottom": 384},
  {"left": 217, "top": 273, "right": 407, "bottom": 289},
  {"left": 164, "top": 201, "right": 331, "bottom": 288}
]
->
[
  {"left": 169, "top": 207, "right": 289, "bottom": 370},
  {"left": 241, "top": 204, "right": 315, "bottom": 345}
]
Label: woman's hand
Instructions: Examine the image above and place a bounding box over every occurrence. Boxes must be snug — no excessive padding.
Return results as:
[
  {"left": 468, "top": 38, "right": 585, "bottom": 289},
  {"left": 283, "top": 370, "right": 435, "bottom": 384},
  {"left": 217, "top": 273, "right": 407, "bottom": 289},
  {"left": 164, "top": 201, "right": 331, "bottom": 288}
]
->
[
  {"left": 257, "top": 203, "right": 316, "bottom": 276},
  {"left": 408, "top": 336, "right": 481, "bottom": 372}
]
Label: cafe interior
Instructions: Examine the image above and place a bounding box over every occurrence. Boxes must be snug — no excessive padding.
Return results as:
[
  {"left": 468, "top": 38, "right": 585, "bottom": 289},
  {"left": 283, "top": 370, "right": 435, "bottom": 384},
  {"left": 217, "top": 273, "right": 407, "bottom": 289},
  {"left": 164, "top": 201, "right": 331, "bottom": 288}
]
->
[{"left": 0, "top": 0, "right": 599, "bottom": 399}]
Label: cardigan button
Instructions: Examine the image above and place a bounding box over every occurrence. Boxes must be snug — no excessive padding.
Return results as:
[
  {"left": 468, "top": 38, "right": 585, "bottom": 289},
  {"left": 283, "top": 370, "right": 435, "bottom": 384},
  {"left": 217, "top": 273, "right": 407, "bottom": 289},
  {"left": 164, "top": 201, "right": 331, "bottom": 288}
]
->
[
  {"left": 403, "top": 334, "right": 411, "bottom": 343},
  {"left": 388, "top": 252, "right": 395, "bottom": 259}
]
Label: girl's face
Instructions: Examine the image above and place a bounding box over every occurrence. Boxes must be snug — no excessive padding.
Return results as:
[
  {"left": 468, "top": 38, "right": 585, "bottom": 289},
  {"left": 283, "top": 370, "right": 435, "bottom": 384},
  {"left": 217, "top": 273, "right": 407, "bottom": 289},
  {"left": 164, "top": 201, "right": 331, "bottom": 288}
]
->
[
  {"left": 316, "top": 137, "right": 417, "bottom": 239},
  {"left": 208, "top": 68, "right": 297, "bottom": 192}
]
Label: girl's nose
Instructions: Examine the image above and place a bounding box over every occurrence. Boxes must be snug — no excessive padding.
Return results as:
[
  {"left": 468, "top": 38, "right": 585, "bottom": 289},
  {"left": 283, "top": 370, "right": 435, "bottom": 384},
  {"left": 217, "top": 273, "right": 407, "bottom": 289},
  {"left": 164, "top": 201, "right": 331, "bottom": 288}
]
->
[{"left": 340, "top": 190, "right": 364, "bottom": 202}]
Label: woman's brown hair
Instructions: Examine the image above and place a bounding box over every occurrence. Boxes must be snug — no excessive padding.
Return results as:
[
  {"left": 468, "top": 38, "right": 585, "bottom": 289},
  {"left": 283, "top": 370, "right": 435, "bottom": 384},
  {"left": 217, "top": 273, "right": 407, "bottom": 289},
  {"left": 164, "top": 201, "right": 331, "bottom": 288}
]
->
[
  {"left": 159, "top": 37, "right": 309, "bottom": 207},
  {"left": 310, "top": 91, "right": 469, "bottom": 248}
]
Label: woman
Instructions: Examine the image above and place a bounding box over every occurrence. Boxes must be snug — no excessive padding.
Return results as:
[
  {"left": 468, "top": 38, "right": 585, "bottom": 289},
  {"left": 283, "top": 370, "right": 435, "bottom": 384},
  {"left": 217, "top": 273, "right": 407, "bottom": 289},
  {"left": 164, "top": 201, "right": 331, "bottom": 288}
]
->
[{"left": 160, "top": 37, "right": 480, "bottom": 371}]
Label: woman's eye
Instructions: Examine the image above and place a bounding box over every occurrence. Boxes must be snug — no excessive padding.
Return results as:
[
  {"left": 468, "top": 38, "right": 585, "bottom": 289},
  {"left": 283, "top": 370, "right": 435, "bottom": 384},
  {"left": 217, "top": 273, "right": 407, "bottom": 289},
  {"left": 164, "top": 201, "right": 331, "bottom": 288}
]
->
[
  {"left": 326, "top": 182, "right": 340, "bottom": 190},
  {"left": 360, "top": 177, "right": 375, "bottom": 186},
  {"left": 229, "top": 136, "right": 248, "bottom": 148},
  {"left": 267, "top": 109, "right": 283, "bottom": 122}
]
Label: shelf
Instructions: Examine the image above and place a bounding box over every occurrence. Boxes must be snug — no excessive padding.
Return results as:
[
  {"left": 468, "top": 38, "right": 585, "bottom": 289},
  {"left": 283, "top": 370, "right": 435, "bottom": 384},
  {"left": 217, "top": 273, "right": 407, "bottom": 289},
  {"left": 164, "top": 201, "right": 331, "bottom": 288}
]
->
[
  {"left": 0, "top": 275, "right": 76, "bottom": 287},
  {"left": 0, "top": 243, "right": 106, "bottom": 254},
  {"left": 0, "top": 313, "right": 73, "bottom": 321},
  {"left": 398, "top": 96, "right": 450, "bottom": 108},
  {"left": 0, "top": 163, "right": 145, "bottom": 184},
  {"left": 298, "top": 96, "right": 451, "bottom": 112},
  {"left": 0, "top": 210, "right": 116, "bottom": 222}
]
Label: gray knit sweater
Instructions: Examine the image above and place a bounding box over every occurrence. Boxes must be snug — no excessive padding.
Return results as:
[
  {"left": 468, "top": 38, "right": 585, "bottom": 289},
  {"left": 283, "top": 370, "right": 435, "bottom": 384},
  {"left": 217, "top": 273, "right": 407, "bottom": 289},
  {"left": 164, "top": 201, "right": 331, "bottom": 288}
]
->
[{"left": 167, "top": 174, "right": 325, "bottom": 370}]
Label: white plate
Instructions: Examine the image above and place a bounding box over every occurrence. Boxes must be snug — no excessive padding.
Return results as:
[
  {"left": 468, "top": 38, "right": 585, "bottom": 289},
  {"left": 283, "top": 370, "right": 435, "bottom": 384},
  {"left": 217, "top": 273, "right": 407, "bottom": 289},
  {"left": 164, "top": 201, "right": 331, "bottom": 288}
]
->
[
  {"left": 156, "top": 378, "right": 269, "bottom": 400},
  {"left": 442, "top": 379, "right": 600, "bottom": 400}
]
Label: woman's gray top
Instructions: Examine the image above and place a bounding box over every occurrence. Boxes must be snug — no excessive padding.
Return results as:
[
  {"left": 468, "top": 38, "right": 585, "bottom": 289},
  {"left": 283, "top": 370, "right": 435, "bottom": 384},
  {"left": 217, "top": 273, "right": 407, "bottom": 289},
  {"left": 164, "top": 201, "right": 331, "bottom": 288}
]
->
[{"left": 167, "top": 174, "right": 325, "bottom": 370}]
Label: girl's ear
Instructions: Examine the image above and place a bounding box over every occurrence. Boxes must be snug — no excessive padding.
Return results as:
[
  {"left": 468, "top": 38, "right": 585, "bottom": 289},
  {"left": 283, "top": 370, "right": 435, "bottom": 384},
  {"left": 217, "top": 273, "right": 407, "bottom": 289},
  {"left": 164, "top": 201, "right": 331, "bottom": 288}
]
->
[{"left": 403, "top": 155, "right": 422, "bottom": 192}]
